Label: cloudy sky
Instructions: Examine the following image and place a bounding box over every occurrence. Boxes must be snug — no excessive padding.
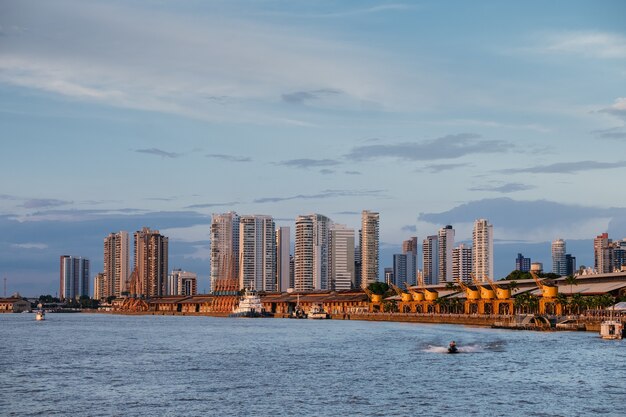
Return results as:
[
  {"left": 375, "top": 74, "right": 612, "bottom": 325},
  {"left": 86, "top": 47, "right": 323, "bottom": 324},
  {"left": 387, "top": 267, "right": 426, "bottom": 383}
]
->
[{"left": 2, "top": 0, "right": 626, "bottom": 296}]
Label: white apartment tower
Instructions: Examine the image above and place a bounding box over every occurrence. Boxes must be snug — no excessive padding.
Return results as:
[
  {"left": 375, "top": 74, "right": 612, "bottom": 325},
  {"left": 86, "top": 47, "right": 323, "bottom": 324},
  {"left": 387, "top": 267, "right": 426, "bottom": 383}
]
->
[
  {"left": 472, "top": 219, "right": 494, "bottom": 282},
  {"left": 294, "top": 214, "right": 332, "bottom": 291},
  {"left": 551, "top": 238, "right": 567, "bottom": 276},
  {"left": 360, "top": 210, "right": 380, "bottom": 289},
  {"left": 210, "top": 212, "right": 240, "bottom": 288},
  {"left": 423, "top": 235, "right": 439, "bottom": 285},
  {"left": 438, "top": 225, "right": 455, "bottom": 283},
  {"left": 453, "top": 244, "right": 473, "bottom": 283},
  {"left": 103, "top": 231, "right": 130, "bottom": 297},
  {"left": 329, "top": 224, "right": 355, "bottom": 290},
  {"left": 276, "top": 226, "right": 291, "bottom": 292},
  {"left": 239, "top": 215, "right": 276, "bottom": 291}
]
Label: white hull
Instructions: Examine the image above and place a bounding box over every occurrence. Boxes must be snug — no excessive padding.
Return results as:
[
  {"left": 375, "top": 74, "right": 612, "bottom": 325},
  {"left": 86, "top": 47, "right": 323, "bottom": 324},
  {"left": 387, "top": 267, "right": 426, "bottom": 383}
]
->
[
  {"left": 600, "top": 320, "right": 623, "bottom": 339},
  {"left": 35, "top": 312, "right": 45, "bottom": 321}
]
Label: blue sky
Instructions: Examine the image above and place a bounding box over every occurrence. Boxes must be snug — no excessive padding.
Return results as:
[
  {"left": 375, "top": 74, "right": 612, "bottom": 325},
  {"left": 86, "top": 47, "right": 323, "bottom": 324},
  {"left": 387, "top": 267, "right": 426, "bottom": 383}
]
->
[{"left": 1, "top": 0, "right": 626, "bottom": 296}]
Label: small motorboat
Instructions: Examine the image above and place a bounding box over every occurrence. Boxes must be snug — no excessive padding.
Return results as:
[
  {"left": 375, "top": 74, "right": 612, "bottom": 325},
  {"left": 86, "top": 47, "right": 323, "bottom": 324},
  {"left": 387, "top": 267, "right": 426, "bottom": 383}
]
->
[
  {"left": 35, "top": 303, "right": 45, "bottom": 321},
  {"left": 447, "top": 341, "right": 458, "bottom": 354}
]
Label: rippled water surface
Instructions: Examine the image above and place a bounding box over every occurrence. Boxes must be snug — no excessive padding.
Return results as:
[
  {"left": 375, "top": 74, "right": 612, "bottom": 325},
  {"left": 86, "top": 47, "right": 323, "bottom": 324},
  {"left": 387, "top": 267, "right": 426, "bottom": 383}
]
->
[{"left": 2, "top": 313, "right": 625, "bottom": 416}]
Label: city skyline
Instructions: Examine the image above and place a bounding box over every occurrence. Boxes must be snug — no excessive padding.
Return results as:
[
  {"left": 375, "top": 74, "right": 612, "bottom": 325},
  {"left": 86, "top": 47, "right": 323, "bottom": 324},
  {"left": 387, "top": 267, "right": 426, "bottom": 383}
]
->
[{"left": 2, "top": 0, "right": 626, "bottom": 295}]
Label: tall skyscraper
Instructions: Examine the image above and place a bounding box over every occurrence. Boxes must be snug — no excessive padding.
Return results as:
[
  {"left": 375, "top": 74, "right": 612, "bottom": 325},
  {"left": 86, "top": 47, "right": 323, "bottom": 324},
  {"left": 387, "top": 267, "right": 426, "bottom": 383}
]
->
[
  {"left": 329, "top": 224, "right": 355, "bottom": 291},
  {"left": 613, "top": 239, "right": 626, "bottom": 272},
  {"left": 551, "top": 238, "right": 567, "bottom": 276},
  {"left": 239, "top": 215, "right": 276, "bottom": 291},
  {"left": 294, "top": 214, "right": 331, "bottom": 291},
  {"left": 565, "top": 254, "right": 576, "bottom": 276},
  {"left": 515, "top": 253, "right": 531, "bottom": 272},
  {"left": 59, "top": 255, "right": 89, "bottom": 300},
  {"left": 472, "top": 219, "right": 494, "bottom": 282},
  {"left": 131, "top": 227, "right": 168, "bottom": 297},
  {"left": 210, "top": 212, "right": 240, "bottom": 289},
  {"left": 393, "top": 253, "right": 416, "bottom": 287},
  {"left": 354, "top": 230, "right": 362, "bottom": 289},
  {"left": 360, "top": 210, "right": 379, "bottom": 289},
  {"left": 452, "top": 244, "right": 472, "bottom": 283},
  {"left": 276, "top": 226, "right": 291, "bottom": 292},
  {"left": 594, "top": 233, "right": 613, "bottom": 274},
  {"left": 438, "top": 225, "right": 455, "bottom": 283},
  {"left": 423, "top": 235, "right": 439, "bottom": 285},
  {"left": 93, "top": 272, "right": 105, "bottom": 300},
  {"left": 103, "top": 231, "right": 130, "bottom": 298},
  {"left": 168, "top": 269, "right": 197, "bottom": 296},
  {"left": 402, "top": 236, "right": 418, "bottom": 285}
]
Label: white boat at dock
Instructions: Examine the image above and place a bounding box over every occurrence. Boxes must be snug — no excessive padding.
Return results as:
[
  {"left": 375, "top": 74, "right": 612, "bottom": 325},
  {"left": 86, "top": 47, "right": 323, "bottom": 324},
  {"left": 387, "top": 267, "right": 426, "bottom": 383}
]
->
[
  {"left": 307, "top": 304, "right": 329, "bottom": 320},
  {"left": 230, "top": 289, "right": 268, "bottom": 318}
]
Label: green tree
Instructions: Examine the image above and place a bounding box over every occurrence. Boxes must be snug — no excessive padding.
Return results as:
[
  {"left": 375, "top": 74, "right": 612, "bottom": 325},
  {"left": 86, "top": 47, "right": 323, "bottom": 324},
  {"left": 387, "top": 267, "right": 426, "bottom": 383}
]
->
[
  {"left": 564, "top": 275, "right": 578, "bottom": 296},
  {"left": 368, "top": 282, "right": 390, "bottom": 296}
]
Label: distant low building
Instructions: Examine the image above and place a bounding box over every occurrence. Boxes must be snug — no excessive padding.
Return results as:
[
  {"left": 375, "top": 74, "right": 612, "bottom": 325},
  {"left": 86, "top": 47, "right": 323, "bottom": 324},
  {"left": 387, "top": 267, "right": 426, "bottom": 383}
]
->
[{"left": 0, "top": 297, "right": 31, "bottom": 313}]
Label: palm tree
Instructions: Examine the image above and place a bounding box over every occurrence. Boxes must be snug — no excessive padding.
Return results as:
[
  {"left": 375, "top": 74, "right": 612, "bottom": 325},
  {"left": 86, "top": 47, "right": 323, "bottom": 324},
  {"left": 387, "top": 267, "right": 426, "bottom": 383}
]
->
[
  {"left": 556, "top": 293, "right": 569, "bottom": 315},
  {"left": 564, "top": 275, "right": 578, "bottom": 297}
]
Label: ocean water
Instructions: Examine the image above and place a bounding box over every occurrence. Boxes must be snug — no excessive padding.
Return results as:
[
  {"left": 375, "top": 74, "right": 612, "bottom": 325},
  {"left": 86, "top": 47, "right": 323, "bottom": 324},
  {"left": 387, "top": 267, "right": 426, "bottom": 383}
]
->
[{"left": 1, "top": 313, "right": 625, "bottom": 416}]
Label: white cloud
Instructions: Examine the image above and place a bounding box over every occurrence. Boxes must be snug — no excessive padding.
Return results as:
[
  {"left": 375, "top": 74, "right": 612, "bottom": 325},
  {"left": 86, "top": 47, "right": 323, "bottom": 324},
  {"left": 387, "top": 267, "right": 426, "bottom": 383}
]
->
[
  {"left": 11, "top": 243, "right": 48, "bottom": 250},
  {"left": 540, "top": 31, "right": 626, "bottom": 59},
  {"left": 0, "top": 0, "right": 417, "bottom": 124}
]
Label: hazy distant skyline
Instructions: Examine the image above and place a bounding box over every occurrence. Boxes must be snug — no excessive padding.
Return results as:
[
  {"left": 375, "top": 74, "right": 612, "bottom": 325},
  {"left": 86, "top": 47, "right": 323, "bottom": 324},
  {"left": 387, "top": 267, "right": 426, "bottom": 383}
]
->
[{"left": 1, "top": 0, "right": 626, "bottom": 295}]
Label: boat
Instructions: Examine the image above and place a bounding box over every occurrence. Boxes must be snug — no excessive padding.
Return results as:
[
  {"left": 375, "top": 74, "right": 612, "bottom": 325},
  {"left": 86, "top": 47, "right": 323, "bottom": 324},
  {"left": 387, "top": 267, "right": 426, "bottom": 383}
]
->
[
  {"left": 35, "top": 303, "right": 45, "bottom": 321},
  {"left": 230, "top": 288, "right": 268, "bottom": 318},
  {"left": 447, "top": 341, "right": 458, "bottom": 353},
  {"left": 307, "top": 304, "right": 329, "bottom": 320},
  {"left": 600, "top": 320, "right": 623, "bottom": 340}
]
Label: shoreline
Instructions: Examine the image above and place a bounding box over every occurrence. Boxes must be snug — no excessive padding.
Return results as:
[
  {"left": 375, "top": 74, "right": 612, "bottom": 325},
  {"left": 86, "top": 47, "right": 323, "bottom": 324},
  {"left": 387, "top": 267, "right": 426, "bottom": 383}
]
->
[{"left": 78, "top": 309, "right": 606, "bottom": 332}]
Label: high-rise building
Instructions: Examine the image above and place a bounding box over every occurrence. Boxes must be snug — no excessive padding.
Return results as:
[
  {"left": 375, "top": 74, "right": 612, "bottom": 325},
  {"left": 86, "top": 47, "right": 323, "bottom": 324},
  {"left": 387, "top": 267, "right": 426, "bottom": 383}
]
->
[
  {"left": 393, "top": 253, "right": 416, "bottom": 287},
  {"left": 210, "top": 212, "right": 240, "bottom": 289},
  {"left": 168, "top": 269, "right": 197, "bottom": 296},
  {"left": 130, "top": 227, "right": 168, "bottom": 297},
  {"left": 515, "top": 253, "right": 531, "bottom": 272},
  {"left": 294, "top": 214, "right": 332, "bottom": 291},
  {"left": 384, "top": 267, "right": 394, "bottom": 285},
  {"left": 103, "top": 231, "right": 130, "bottom": 298},
  {"left": 276, "top": 227, "right": 291, "bottom": 292},
  {"left": 239, "top": 215, "right": 276, "bottom": 291},
  {"left": 59, "top": 255, "right": 89, "bottom": 300},
  {"left": 438, "top": 225, "right": 455, "bottom": 283},
  {"left": 93, "top": 272, "right": 105, "bottom": 300},
  {"left": 402, "top": 236, "right": 418, "bottom": 285},
  {"left": 289, "top": 255, "right": 295, "bottom": 290},
  {"left": 329, "top": 224, "right": 355, "bottom": 291},
  {"left": 565, "top": 254, "right": 576, "bottom": 276},
  {"left": 423, "top": 235, "right": 439, "bottom": 285},
  {"left": 472, "top": 219, "right": 494, "bottom": 282},
  {"left": 453, "top": 244, "right": 472, "bottom": 283},
  {"left": 354, "top": 230, "right": 362, "bottom": 289},
  {"left": 360, "top": 210, "right": 379, "bottom": 288},
  {"left": 551, "top": 239, "right": 567, "bottom": 276},
  {"left": 613, "top": 240, "right": 626, "bottom": 272},
  {"left": 594, "top": 233, "right": 612, "bottom": 274}
]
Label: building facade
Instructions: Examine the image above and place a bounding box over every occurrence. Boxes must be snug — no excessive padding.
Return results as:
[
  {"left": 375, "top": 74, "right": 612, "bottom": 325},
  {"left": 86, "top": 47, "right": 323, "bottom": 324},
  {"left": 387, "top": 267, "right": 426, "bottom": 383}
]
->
[
  {"left": 329, "top": 224, "right": 355, "bottom": 291},
  {"left": 360, "top": 210, "right": 379, "bottom": 289},
  {"left": 276, "top": 226, "right": 291, "bottom": 292},
  {"left": 423, "top": 235, "right": 439, "bottom": 285},
  {"left": 103, "top": 231, "right": 130, "bottom": 298},
  {"left": 60, "top": 255, "right": 89, "bottom": 300},
  {"left": 472, "top": 219, "right": 494, "bottom": 282},
  {"left": 93, "top": 273, "right": 105, "bottom": 300},
  {"left": 438, "top": 225, "right": 455, "bottom": 283},
  {"left": 168, "top": 269, "right": 197, "bottom": 296},
  {"left": 551, "top": 238, "right": 567, "bottom": 276},
  {"left": 515, "top": 253, "right": 531, "bottom": 272},
  {"left": 594, "top": 233, "right": 612, "bottom": 274},
  {"left": 452, "top": 244, "right": 472, "bottom": 283},
  {"left": 294, "top": 214, "right": 332, "bottom": 291},
  {"left": 131, "top": 227, "right": 168, "bottom": 297},
  {"left": 210, "top": 212, "right": 240, "bottom": 289},
  {"left": 239, "top": 215, "right": 276, "bottom": 291}
]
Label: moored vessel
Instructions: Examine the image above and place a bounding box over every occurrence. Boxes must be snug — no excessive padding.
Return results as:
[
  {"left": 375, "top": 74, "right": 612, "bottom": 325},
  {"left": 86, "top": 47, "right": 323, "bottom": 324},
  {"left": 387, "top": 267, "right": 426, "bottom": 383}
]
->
[
  {"left": 35, "top": 303, "right": 45, "bottom": 321},
  {"left": 307, "top": 304, "right": 329, "bottom": 320},
  {"left": 230, "top": 289, "right": 268, "bottom": 318},
  {"left": 600, "top": 320, "right": 623, "bottom": 340}
]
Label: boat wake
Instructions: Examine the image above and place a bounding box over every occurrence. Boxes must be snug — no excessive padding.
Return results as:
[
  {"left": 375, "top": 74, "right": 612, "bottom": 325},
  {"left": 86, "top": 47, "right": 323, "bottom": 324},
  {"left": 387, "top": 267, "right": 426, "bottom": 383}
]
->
[{"left": 423, "top": 342, "right": 501, "bottom": 354}]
